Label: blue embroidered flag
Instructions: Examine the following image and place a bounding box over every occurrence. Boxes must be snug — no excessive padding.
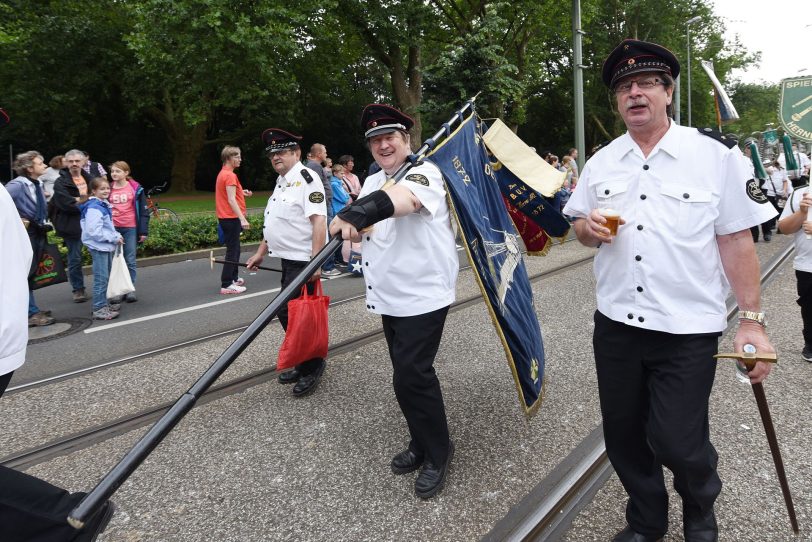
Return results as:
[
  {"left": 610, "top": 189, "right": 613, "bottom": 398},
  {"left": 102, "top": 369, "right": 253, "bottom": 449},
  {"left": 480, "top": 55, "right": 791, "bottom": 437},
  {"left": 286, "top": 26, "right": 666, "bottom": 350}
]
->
[{"left": 429, "top": 113, "right": 546, "bottom": 415}]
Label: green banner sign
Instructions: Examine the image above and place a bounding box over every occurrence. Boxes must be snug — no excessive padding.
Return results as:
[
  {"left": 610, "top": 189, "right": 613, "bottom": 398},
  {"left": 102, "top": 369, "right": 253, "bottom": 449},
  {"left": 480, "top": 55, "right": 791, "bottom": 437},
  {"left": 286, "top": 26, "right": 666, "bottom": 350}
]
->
[
  {"left": 779, "top": 76, "right": 812, "bottom": 142},
  {"left": 763, "top": 129, "right": 778, "bottom": 144}
]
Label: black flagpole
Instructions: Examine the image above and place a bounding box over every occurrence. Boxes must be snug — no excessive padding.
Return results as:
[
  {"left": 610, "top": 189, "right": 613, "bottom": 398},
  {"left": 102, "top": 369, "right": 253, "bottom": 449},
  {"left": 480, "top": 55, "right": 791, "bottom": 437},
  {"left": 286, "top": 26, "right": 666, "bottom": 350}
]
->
[{"left": 67, "top": 94, "right": 481, "bottom": 529}]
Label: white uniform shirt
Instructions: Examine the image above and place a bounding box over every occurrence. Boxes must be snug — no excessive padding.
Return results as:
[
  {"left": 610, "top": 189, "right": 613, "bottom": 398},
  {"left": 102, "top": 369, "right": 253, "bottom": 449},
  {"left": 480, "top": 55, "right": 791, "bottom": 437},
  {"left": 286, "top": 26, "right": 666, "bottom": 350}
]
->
[
  {"left": 779, "top": 151, "right": 811, "bottom": 179},
  {"left": 263, "top": 166, "right": 326, "bottom": 262},
  {"left": 0, "top": 184, "right": 33, "bottom": 376},
  {"left": 762, "top": 166, "right": 789, "bottom": 197},
  {"left": 742, "top": 153, "right": 755, "bottom": 179},
  {"left": 359, "top": 161, "right": 459, "bottom": 317},
  {"left": 779, "top": 187, "right": 812, "bottom": 273},
  {"left": 563, "top": 122, "right": 777, "bottom": 334}
]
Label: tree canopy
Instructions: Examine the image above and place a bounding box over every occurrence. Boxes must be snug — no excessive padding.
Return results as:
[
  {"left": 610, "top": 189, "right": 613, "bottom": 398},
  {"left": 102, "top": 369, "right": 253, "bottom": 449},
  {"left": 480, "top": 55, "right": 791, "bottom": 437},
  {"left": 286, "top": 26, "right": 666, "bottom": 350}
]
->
[{"left": 0, "top": 0, "right": 780, "bottom": 191}]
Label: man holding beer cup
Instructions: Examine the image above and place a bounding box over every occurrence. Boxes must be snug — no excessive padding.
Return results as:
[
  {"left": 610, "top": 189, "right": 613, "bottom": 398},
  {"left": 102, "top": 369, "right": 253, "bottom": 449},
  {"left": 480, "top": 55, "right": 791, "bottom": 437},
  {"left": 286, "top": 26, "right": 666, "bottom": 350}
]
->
[{"left": 563, "top": 39, "right": 777, "bottom": 542}]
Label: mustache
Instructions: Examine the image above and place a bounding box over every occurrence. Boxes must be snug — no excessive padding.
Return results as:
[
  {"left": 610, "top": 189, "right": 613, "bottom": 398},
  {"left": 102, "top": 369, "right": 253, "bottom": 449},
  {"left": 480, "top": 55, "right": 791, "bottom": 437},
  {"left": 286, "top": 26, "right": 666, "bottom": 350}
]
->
[{"left": 625, "top": 99, "right": 648, "bottom": 110}]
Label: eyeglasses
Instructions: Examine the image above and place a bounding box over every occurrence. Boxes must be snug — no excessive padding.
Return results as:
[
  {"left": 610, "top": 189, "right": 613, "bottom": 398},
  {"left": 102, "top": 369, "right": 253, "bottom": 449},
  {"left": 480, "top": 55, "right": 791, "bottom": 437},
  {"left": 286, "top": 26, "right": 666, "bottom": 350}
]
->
[{"left": 614, "top": 77, "right": 664, "bottom": 94}]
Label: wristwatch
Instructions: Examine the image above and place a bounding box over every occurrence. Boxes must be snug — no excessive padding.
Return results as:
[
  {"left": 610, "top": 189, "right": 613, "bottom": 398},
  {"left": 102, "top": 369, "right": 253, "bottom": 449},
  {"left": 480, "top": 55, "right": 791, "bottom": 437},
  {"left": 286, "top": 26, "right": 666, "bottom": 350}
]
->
[{"left": 738, "top": 310, "right": 766, "bottom": 327}]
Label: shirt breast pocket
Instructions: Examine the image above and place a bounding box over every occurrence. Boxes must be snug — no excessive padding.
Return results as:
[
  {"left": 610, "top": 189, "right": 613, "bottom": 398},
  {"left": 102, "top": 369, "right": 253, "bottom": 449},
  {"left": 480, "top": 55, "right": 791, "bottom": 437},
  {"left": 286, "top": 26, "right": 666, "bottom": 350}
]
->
[
  {"left": 594, "top": 180, "right": 629, "bottom": 210},
  {"left": 660, "top": 185, "right": 713, "bottom": 237},
  {"left": 280, "top": 196, "right": 303, "bottom": 218}
]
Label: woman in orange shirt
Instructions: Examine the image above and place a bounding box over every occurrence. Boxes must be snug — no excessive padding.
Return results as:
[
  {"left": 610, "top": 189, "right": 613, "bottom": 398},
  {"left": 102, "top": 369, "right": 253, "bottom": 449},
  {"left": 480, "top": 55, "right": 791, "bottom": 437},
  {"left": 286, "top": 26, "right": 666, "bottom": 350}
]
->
[{"left": 215, "top": 146, "right": 252, "bottom": 294}]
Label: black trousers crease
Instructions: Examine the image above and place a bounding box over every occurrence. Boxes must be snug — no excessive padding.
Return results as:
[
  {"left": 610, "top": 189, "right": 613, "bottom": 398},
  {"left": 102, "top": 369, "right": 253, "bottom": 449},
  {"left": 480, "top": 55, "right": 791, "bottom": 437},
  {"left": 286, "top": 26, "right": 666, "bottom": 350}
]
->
[
  {"left": 382, "top": 306, "right": 451, "bottom": 466},
  {"left": 593, "top": 311, "right": 722, "bottom": 536}
]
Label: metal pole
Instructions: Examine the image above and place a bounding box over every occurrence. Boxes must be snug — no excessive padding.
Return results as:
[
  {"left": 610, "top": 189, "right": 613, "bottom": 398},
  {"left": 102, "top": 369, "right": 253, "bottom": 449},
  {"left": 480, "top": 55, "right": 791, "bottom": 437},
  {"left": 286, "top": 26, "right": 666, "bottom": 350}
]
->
[
  {"left": 685, "top": 16, "right": 702, "bottom": 128},
  {"left": 572, "top": 0, "right": 585, "bottom": 171},
  {"left": 674, "top": 74, "right": 681, "bottom": 124},
  {"left": 687, "top": 24, "right": 692, "bottom": 127},
  {"left": 67, "top": 95, "right": 481, "bottom": 530}
]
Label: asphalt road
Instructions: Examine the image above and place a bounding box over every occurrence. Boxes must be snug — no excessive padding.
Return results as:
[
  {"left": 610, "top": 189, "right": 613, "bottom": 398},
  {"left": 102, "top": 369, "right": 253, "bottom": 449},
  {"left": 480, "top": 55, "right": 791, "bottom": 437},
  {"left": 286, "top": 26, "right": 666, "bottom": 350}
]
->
[
  {"left": 15, "top": 248, "right": 466, "bottom": 387},
  {"left": 18, "top": 252, "right": 360, "bottom": 385}
]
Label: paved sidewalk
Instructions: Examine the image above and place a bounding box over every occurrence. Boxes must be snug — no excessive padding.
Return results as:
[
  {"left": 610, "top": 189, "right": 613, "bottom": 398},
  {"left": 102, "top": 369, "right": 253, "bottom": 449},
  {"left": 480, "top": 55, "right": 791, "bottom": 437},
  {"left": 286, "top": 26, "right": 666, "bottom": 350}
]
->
[{"left": 11, "top": 237, "right": 804, "bottom": 541}]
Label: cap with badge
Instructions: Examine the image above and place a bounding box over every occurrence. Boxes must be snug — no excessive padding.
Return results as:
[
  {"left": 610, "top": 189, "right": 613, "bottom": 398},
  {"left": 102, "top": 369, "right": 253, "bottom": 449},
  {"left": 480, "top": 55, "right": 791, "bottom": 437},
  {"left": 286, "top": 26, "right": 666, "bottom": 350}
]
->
[
  {"left": 261, "top": 128, "right": 302, "bottom": 154},
  {"left": 361, "top": 104, "right": 414, "bottom": 139},
  {"left": 602, "top": 39, "right": 680, "bottom": 89},
  {"left": 0, "top": 108, "right": 9, "bottom": 129}
]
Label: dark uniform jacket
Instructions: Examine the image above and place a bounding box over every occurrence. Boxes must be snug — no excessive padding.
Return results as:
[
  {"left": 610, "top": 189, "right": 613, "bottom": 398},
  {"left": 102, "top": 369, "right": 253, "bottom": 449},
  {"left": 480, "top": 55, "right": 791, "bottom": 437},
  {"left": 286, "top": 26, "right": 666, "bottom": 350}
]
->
[{"left": 51, "top": 168, "right": 92, "bottom": 239}]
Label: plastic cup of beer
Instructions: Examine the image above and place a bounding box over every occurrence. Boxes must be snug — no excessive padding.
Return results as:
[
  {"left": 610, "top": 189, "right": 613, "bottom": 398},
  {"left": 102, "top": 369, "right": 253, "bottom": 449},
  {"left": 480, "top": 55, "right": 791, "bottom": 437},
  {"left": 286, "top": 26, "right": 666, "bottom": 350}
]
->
[{"left": 600, "top": 208, "right": 621, "bottom": 236}]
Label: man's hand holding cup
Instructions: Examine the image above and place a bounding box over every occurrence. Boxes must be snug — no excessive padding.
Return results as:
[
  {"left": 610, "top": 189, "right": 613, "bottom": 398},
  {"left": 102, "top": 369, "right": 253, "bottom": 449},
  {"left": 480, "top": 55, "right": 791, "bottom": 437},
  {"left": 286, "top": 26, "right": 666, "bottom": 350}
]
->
[{"left": 587, "top": 208, "right": 624, "bottom": 244}]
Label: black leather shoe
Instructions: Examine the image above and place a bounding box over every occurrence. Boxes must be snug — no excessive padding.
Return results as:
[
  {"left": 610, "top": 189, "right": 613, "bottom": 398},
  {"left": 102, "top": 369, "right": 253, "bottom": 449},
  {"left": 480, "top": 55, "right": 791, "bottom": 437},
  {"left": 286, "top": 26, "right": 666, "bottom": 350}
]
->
[
  {"left": 75, "top": 500, "right": 116, "bottom": 542},
  {"left": 612, "top": 525, "right": 664, "bottom": 542},
  {"left": 764, "top": 233, "right": 772, "bottom": 242},
  {"left": 684, "top": 508, "right": 718, "bottom": 542},
  {"left": 391, "top": 449, "right": 424, "bottom": 475},
  {"left": 292, "top": 362, "right": 325, "bottom": 397},
  {"left": 415, "top": 441, "right": 454, "bottom": 499},
  {"left": 278, "top": 368, "right": 301, "bottom": 384}
]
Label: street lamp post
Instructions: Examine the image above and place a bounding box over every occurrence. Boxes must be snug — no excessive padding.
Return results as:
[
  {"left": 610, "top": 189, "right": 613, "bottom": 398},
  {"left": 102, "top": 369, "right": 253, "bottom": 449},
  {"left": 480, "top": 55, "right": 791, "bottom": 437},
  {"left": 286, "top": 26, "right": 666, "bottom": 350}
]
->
[{"left": 686, "top": 15, "right": 702, "bottom": 127}]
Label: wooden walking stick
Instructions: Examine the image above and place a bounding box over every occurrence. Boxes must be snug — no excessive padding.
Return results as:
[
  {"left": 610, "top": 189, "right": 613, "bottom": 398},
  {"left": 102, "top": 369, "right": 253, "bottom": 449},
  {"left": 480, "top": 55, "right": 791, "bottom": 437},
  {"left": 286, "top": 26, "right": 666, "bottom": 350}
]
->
[
  {"left": 209, "top": 250, "right": 281, "bottom": 273},
  {"left": 714, "top": 344, "right": 798, "bottom": 534}
]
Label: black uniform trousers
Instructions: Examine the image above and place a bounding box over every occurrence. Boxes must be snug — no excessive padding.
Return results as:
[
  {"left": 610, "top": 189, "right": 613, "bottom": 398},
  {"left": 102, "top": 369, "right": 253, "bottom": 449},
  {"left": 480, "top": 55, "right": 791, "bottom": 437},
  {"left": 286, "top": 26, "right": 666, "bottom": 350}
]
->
[
  {"left": 593, "top": 311, "right": 722, "bottom": 537},
  {"left": 796, "top": 270, "right": 812, "bottom": 347},
  {"left": 1, "top": 372, "right": 85, "bottom": 541},
  {"left": 381, "top": 306, "right": 451, "bottom": 466},
  {"left": 278, "top": 258, "right": 324, "bottom": 376},
  {"left": 218, "top": 218, "right": 242, "bottom": 288}
]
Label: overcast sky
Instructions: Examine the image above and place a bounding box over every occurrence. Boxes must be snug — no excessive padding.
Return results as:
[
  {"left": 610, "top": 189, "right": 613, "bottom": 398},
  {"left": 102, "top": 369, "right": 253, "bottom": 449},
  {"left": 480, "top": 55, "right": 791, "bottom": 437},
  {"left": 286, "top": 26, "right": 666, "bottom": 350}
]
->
[{"left": 713, "top": 0, "right": 811, "bottom": 84}]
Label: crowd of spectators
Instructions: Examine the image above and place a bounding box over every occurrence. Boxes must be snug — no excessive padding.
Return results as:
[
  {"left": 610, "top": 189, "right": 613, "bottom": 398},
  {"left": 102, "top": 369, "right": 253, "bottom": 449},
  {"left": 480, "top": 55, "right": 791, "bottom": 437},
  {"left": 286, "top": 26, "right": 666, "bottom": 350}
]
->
[{"left": 8, "top": 149, "right": 149, "bottom": 324}]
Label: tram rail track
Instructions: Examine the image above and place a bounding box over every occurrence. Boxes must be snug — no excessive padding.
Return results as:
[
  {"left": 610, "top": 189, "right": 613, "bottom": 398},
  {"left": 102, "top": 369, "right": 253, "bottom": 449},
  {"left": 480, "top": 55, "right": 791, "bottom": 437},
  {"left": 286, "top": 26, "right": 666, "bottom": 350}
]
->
[
  {"left": 2, "top": 248, "right": 592, "bottom": 471},
  {"left": 482, "top": 242, "right": 796, "bottom": 542}
]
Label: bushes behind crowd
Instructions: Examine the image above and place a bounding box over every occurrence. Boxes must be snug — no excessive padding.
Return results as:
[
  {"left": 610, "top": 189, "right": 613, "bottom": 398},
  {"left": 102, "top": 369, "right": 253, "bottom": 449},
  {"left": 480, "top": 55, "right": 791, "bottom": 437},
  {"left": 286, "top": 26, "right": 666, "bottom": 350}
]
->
[{"left": 49, "top": 214, "right": 266, "bottom": 265}]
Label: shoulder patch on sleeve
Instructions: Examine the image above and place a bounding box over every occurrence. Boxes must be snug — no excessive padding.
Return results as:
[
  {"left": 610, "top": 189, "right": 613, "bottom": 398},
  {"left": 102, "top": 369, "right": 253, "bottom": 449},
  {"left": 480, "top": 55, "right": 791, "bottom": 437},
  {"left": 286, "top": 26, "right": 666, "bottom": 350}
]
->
[
  {"left": 309, "top": 191, "right": 325, "bottom": 203},
  {"left": 301, "top": 169, "right": 314, "bottom": 183},
  {"left": 697, "top": 127, "right": 737, "bottom": 149},
  {"left": 746, "top": 178, "right": 769, "bottom": 204},
  {"left": 405, "top": 173, "right": 430, "bottom": 186}
]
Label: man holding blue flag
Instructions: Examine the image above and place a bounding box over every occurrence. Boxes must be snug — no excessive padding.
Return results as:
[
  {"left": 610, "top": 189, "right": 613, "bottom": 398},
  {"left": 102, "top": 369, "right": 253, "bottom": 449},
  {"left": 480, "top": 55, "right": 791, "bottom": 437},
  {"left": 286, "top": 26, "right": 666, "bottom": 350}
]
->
[{"left": 329, "top": 104, "right": 458, "bottom": 499}]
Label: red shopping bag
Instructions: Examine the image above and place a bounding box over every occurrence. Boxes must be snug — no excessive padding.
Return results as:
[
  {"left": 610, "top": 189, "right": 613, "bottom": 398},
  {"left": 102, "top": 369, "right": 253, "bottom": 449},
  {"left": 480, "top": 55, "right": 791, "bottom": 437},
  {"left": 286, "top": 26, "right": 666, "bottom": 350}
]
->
[{"left": 277, "top": 281, "right": 330, "bottom": 371}]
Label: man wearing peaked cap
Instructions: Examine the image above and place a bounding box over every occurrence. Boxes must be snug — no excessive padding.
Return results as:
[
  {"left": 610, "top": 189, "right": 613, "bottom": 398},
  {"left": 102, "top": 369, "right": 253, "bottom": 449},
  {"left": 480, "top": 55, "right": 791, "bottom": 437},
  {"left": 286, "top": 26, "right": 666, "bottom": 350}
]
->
[
  {"left": 601, "top": 39, "right": 680, "bottom": 89},
  {"left": 563, "top": 39, "right": 776, "bottom": 542},
  {"left": 247, "top": 127, "right": 328, "bottom": 397},
  {"left": 330, "top": 104, "right": 459, "bottom": 499},
  {"left": 361, "top": 103, "right": 414, "bottom": 138}
]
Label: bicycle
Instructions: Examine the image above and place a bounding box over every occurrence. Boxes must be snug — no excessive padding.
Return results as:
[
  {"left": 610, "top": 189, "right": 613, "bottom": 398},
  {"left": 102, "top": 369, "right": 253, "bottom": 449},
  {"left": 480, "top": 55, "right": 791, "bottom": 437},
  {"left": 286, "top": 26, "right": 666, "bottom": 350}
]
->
[{"left": 145, "top": 181, "right": 179, "bottom": 222}]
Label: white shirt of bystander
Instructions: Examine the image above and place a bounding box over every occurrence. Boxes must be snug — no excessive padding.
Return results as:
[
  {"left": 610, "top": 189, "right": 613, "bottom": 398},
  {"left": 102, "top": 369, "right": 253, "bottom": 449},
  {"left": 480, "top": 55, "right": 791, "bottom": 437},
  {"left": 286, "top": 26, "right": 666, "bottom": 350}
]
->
[
  {"left": 0, "top": 184, "right": 33, "bottom": 375},
  {"left": 779, "top": 187, "right": 812, "bottom": 273}
]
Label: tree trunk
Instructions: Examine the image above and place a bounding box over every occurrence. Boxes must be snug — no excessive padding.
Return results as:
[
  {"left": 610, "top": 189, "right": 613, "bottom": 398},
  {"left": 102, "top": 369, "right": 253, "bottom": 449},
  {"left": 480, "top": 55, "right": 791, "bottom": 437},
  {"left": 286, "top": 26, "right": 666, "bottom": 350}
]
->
[
  {"left": 145, "top": 90, "right": 211, "bottom": 193},
  {"left": 168, "top": 122, "right": 208, "bottom": 193},
  {"left": 390, "top": 44, "right": 423, "bottom": 149}
]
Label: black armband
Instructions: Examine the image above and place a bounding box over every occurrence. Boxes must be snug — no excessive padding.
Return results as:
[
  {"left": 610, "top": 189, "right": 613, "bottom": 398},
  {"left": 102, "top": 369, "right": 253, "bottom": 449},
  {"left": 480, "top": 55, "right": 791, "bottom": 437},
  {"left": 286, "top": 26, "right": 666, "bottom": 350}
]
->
[{"left": 337, "top": 190, "right": 395, "bottom": 230}]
